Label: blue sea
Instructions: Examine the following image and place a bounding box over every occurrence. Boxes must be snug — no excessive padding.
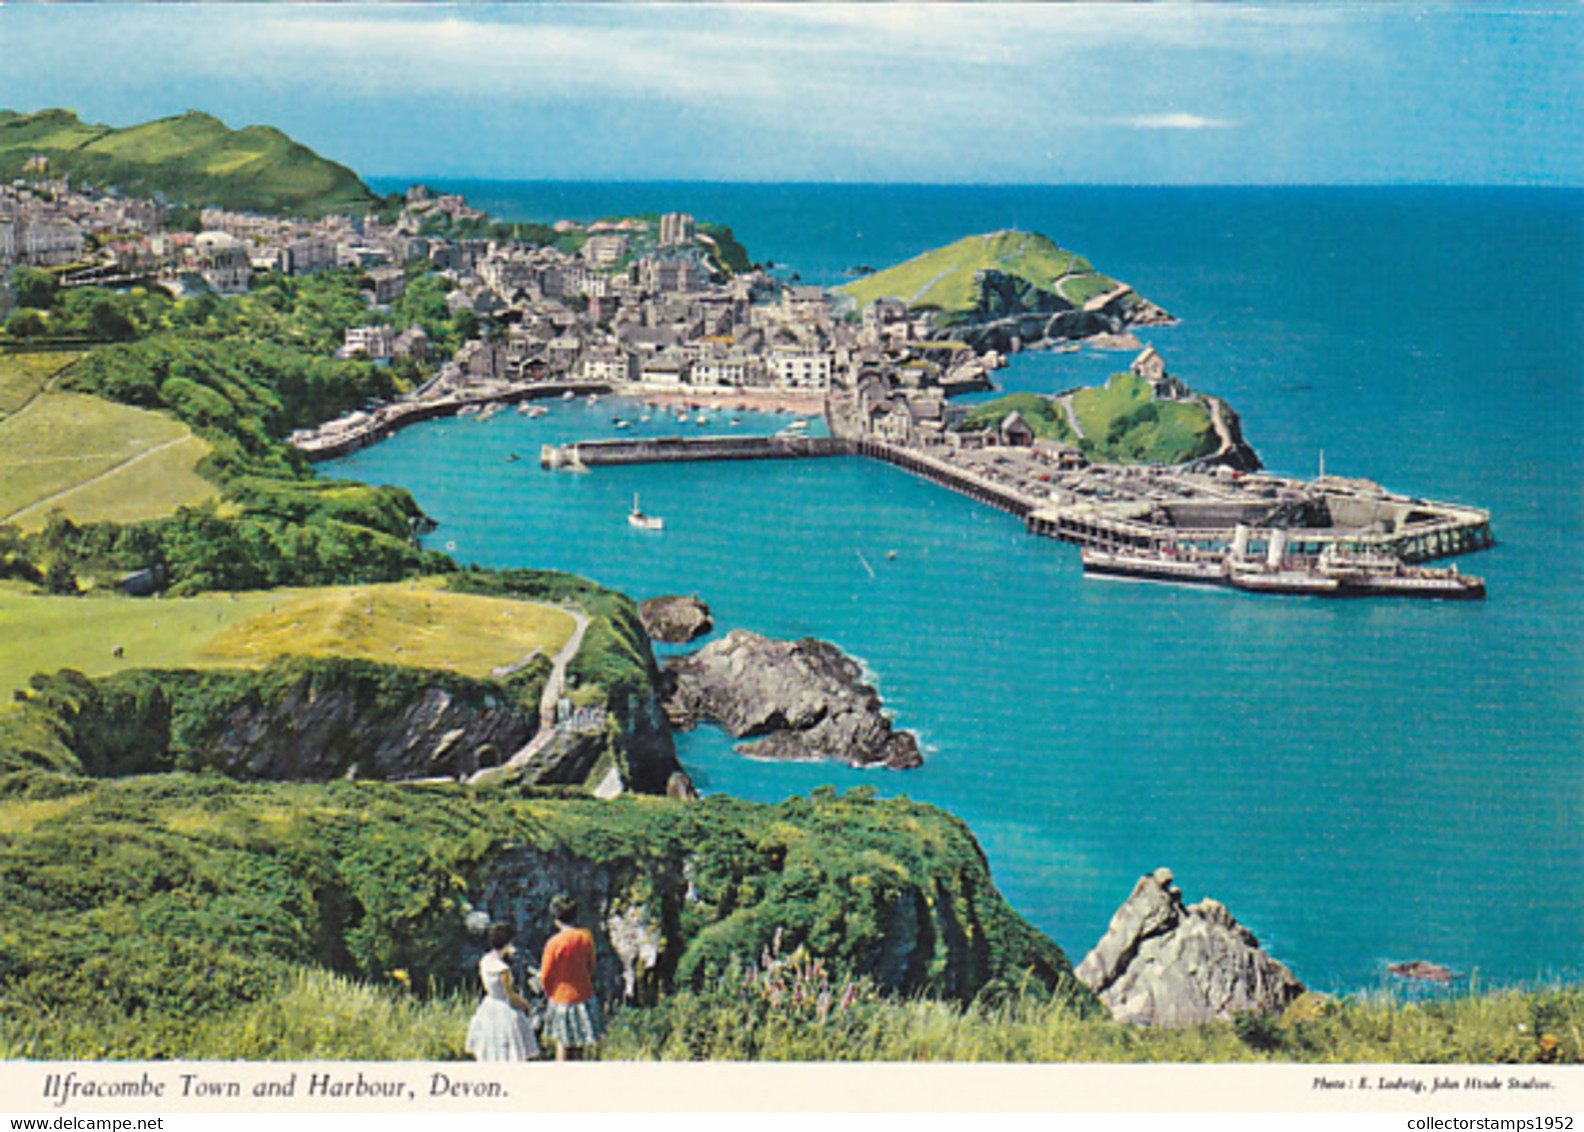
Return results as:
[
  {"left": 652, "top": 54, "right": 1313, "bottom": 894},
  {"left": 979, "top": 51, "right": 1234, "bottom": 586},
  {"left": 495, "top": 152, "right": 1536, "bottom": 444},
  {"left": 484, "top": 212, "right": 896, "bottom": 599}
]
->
[{"left": 347, "top": 181, "right": 1584, "bottom": 993}]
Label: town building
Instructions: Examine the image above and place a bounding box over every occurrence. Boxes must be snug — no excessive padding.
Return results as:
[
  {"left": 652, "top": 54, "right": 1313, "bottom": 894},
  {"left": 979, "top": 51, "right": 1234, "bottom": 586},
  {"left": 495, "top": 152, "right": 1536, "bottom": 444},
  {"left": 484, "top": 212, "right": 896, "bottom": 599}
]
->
[
  {"left": 193, "top": 231, "right": 251, "bottom": 295},
  {"left": 659, "top": 212, "right": 696, "bottom": 247}
]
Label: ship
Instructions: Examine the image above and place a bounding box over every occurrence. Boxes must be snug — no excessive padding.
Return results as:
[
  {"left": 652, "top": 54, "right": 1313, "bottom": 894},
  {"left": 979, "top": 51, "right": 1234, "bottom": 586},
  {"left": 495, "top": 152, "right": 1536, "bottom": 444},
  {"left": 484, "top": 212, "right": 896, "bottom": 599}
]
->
[
  {"left": 1082, "top": 529, "right": 1484, "bottom": 600},
  {"left": 628, "top": 494, "right": 664, "bottom": 531},
  {"left": 1080, "top": 546, "right": 1229, "bottom": 587}
]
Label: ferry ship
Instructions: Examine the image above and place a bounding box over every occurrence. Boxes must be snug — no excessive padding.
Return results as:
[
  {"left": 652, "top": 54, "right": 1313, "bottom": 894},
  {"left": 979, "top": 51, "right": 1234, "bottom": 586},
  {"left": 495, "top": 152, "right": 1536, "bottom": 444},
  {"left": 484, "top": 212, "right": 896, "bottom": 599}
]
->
[
  {"left": 1080, "top": 546, "right": 1228, "bottom": 587},
  {"left": 1082, "top": 534, "right": 1484, "bottom": 600}
]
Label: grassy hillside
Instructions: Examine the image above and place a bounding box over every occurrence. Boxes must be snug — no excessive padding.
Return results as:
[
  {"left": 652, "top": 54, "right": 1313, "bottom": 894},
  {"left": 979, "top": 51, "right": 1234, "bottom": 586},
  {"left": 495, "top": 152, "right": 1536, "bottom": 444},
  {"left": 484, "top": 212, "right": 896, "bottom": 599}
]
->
[
  {"left": 0, "top": 772, "right": 1081, "bottom": 1059},
  {"left": 0, "top": 578, "right": 573, "bottom": 702},
  {"left": 0, "top": 108, "right": 377, "bottom": 217},
  {"left": 199, "top": 579, "right": 575, "bottom": 677},
  {"left": 837, "top": 230, "right": 1118, "bottom": 321},
  {"left": 0, "top": 751, "right": 1574, "bottom": 1061},
  {"left": 0, "top": 351, "right": 82, "bottom": 418},
  {"left": 963, "top": 373, "right": 1220, "bottom": 466},
  {"left": 0, "top": 390, "right": 217, "bottom": 529},
  {"left": 0, "top": 583, "right": 281, "bottom": 701}
]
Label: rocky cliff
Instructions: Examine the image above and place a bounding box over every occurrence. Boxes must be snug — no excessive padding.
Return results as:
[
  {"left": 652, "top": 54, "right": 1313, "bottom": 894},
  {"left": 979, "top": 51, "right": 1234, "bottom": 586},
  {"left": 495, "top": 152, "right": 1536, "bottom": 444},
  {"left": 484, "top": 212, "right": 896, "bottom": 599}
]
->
[
  {"left": 1076, "top": 868, "right": 1305, "bottom": 1027},
  {"left": 662, "top": 629, "right": 922, "bottom": 769},
  {"left": 1, "top": 656, "right": 685, "bottom": 796},
  {"left": 0, "top": 771, "right": 1093, "bottom": 1055},
  {"left": 954, "top": 284, "right": 1175, "bottom": 356}
]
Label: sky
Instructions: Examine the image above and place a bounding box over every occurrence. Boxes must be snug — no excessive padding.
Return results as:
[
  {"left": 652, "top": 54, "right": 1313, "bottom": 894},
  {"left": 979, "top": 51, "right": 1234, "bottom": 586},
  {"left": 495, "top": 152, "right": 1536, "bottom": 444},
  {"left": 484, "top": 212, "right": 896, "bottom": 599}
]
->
[{"left": 0, "top": 3, "right": 1580, "bottom": 186}]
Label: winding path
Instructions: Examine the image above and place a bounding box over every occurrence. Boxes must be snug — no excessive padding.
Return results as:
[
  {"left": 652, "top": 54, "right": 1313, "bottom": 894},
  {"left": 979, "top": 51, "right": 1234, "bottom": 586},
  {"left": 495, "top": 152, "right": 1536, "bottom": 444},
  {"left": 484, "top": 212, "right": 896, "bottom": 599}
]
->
[{"left": 468, "top": 605, "right": 590, "bottom": 784}]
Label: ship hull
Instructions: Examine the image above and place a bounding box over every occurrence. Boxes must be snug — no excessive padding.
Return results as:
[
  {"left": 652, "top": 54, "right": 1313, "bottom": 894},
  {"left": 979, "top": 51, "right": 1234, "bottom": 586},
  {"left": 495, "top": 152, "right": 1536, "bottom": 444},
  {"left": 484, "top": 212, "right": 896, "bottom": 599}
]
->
[
  {"left": 1083, "top": 550, "right": 1485, "bottom": 600},
  {"left": 1081, "top": 550, "right": 1227, "bottom": 588}
]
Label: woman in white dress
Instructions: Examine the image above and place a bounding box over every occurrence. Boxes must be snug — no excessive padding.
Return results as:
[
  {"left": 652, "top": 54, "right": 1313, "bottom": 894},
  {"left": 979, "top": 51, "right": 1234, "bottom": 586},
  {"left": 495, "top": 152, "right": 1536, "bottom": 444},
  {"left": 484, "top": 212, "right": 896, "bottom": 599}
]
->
[{"left": 465, "top": 921, "right": 542, "bottom": 1061}]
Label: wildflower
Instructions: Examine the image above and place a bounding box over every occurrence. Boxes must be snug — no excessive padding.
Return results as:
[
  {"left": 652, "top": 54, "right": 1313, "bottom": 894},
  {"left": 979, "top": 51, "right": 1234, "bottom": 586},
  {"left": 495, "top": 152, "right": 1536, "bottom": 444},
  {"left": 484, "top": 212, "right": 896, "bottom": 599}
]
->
[{"left": 391, "top": 968, "right": 410, "bottom": 985}]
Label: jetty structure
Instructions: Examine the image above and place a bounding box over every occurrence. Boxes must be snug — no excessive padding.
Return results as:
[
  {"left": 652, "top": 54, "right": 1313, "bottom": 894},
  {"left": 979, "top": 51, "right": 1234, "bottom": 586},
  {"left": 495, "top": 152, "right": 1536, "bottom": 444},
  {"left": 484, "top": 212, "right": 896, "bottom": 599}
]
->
[{"left": 536, "top": 344, "right": 1493, "bottom": 595}]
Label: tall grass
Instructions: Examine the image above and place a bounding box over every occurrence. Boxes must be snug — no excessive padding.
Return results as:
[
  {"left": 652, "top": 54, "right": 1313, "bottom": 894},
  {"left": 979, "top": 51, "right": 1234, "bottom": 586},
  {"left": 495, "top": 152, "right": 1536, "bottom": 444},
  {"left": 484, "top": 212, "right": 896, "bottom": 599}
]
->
[
  {"left": 2, "top": 962, "right": 1577, "bottom": 1063},
  {"left": 604, "top": 982, "right": 1584, "bottom": 1064}
]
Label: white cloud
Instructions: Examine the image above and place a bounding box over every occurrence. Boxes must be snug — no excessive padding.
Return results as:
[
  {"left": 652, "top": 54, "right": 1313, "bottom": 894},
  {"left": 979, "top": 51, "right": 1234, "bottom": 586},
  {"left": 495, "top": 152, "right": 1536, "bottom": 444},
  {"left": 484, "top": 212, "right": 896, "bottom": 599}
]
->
[{"left": 1126, "top": 114, "right": 1238, "bottom": 131}]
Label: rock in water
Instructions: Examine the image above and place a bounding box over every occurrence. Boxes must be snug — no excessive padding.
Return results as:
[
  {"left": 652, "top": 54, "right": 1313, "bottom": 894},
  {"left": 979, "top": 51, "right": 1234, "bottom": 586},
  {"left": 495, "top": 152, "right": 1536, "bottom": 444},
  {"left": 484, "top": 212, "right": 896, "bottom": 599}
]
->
[
  {"left": 638, "top": 595, "right": 714, "bottom": 643},
  {"left": 662, "top": 629, "right": 922, "bottom": 768},
  {"left": 1075, "top": 867, "right": 1304, "bottom": 1026}
]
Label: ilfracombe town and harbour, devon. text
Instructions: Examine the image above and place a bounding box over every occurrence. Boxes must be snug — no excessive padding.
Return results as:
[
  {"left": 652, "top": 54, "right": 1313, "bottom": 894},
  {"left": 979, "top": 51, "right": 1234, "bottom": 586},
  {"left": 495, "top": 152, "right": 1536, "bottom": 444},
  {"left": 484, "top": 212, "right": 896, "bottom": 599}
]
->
[{"left": 7, "top": 106, "right": 1573, "bottom": 1072}]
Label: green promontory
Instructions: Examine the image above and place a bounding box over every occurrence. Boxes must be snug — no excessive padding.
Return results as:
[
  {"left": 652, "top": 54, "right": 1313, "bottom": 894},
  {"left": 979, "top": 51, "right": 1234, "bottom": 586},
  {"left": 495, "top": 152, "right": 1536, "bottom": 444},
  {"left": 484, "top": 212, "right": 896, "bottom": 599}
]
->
[
  {"left": 0, "top": 109, "right": 377, "bottom": 217},
  {"left": 837, "top": 230, "right": 1131, "bottom": 325},
  {"left": 962, "top": 372, "right": 1233, "bottom": 467}
]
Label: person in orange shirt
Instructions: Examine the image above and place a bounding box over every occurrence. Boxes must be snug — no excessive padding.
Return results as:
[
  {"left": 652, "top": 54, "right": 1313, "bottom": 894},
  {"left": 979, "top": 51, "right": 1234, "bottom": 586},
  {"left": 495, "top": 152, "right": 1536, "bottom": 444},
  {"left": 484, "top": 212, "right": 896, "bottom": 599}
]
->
[{"left": 539, "top": 893, "right": 601, "bottom": 1061}]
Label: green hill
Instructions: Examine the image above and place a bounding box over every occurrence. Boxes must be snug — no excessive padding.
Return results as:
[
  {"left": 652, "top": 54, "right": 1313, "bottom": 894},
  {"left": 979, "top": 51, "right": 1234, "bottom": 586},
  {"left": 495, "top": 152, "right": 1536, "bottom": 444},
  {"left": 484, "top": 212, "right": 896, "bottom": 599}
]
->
[
  {"left": 0, "top": 109, "right": 377, "bottom": 217},
  {"left": 962, "top": 373, "right": 1222, "bottom": 466},
  {"left": 837, "top": 230, "right": 1123, "bottom": 323}
]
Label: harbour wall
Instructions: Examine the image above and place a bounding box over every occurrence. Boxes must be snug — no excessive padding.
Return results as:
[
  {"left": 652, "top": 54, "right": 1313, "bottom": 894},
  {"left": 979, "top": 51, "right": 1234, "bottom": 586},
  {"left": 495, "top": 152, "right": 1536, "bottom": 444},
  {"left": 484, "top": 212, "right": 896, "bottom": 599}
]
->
[
  {"left": 297, "top": 382, "right": 614, "bottom": 463},
  {"left": 855, "top": 439, "right": 1034, "bottom": 519},
  {"left": 542, "top": 435, "right": 854, "bottom": 468}
]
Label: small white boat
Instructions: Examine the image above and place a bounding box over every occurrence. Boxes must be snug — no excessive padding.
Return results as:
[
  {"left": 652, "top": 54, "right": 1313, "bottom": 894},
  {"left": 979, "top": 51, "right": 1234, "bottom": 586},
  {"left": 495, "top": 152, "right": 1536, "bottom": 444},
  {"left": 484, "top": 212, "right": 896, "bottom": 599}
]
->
[
  {"left": 729, "top": 417, "right": 742, "bottom": 426},
  {"left": 561, "top": 390, "right": 575, "bottom": 401},
  {"left": 640, "top": 414, "right": 651, "bottom": 423},
  {"left": 628, "top": 494, "right": 664, "bottom": 531},
  {"left": 614, "top": 418, "right": 630, "bottom": 429},
  {"left": 695, "top": 414, "right": 710, "bottom": 425},
  {"left": 587, "top": 393, "right": 600, "bottom": 405}
]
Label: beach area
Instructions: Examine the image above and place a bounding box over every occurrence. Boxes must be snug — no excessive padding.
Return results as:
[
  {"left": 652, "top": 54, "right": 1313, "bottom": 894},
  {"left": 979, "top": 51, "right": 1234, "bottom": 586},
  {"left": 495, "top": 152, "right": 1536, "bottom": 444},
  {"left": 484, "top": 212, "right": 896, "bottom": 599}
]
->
[{"left": 625, "top": 386, "right": 826, "bottom": 416}]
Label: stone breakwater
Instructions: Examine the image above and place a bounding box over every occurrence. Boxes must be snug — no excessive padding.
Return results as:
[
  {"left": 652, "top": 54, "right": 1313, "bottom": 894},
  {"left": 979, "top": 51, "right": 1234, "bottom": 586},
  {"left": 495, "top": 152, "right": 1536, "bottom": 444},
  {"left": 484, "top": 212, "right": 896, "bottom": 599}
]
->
[
  {"left": 542, "top": 434, "right": 853, "bottom": 469},
  {"left": 661, "top": 629, "right": 923, "bottom": 769}
]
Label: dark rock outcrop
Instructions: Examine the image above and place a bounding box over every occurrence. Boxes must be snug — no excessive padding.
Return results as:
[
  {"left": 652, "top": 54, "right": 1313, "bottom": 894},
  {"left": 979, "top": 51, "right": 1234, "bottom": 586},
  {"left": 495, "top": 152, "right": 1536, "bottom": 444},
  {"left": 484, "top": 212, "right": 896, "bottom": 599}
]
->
[
  {"left": 954, "top": 287, "right": 1175, "bottom": 356},
  {"left": 202, "top": 674, "right": 535, "bottom": 781},
  {"left": 638, "top": 595, "right": 714, "bottom": 644},
  {"left": 662, "top": 629, "right": 922, "bottom": 768},
  {"left": 453, "top": 791, "right": 1089, "bottom": 1009},
  {"left": 1076, "top": 867, "right": 1305, "bottom": 1027}
]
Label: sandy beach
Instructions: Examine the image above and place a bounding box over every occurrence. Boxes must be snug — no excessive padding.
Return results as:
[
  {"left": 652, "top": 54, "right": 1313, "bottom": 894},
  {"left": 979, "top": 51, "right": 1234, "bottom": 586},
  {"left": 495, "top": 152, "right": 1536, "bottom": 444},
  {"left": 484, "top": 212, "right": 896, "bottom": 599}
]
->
[{"left": 619, "top": 387, "right": 826, "bottom": 416}]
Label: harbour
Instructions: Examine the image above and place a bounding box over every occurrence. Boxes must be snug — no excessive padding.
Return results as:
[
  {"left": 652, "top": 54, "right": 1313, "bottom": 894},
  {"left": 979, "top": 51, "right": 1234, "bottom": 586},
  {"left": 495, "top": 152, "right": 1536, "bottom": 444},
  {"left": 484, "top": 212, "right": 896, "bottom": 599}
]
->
[
  {"left": 326, "top": 183, "right": 1581, "bottom": 992},
  {"left": 537, "top": 427, "right": 1494, "bottom": 593}
]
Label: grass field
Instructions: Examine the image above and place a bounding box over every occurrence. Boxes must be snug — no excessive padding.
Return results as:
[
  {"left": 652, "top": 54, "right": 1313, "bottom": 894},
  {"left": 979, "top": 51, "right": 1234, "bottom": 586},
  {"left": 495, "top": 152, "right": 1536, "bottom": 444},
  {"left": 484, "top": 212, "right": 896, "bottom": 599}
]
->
[
  {"left": 0, "top": 578, "right": 575, "bottom": 702},
  {"left": 0, "top": 391, "right": 217, "bottom": 526},
  {"left": 199, "top": 579, "right": 576, "bottom": 677},
  {"left": 0, "top": 351, "right": 82, "bottom": 417},
  {"left": 0, "top": 582, "right": 284, "bottom": 701},
  {"left": 838, "top": 230, "right": 1111, "bottom": 315},
  {"left": 1072, "top": 372, "right": 1217, "bottom": 464}
]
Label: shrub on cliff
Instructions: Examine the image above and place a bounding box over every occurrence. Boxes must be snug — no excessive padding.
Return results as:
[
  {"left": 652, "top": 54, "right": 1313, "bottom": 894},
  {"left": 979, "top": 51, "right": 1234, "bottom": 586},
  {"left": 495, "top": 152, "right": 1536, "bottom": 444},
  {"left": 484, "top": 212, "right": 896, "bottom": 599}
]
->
[{"left": 0, "top": 770, "right": 1086, "bottom": 1058}]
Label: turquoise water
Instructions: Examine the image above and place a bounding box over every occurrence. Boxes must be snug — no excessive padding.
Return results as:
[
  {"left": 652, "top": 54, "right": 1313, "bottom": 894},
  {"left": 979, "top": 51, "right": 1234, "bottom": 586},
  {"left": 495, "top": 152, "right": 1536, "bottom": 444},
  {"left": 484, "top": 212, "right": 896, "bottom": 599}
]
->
[{"left": 344, "top": 184, "right": 1583, "bottom": 992}]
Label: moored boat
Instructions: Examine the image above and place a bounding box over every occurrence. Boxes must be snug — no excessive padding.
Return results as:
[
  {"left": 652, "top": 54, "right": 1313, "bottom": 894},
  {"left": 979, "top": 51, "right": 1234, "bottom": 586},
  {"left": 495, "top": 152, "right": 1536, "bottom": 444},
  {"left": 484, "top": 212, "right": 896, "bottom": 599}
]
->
[
  {"left": 1081, "top": 546, "right": 1229, "bottom": 587},
  {"left": 628, "top": 494, "right": 664, "bottom": 531}
]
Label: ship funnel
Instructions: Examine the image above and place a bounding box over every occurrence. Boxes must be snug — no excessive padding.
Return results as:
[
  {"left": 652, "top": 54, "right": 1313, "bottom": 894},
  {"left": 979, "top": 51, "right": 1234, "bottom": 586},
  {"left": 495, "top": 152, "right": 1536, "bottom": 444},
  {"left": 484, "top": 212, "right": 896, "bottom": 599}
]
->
[
  {"left": 1232, "top": 524, "right": 1250, "bottom": 561},
  {"left": 1266, "top": 528, "right": 1288, "bottom": 569}
]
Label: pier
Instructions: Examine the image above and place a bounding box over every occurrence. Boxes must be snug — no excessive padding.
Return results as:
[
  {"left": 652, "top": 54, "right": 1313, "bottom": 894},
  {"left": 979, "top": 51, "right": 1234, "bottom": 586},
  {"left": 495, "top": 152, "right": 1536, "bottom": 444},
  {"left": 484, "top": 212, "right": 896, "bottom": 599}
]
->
[
  {"left": 541, "top": 434, "right": 854, "bottom": 469},
  {"left": 544, "top": 429, "right": 1493, "bottom": 569}
]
